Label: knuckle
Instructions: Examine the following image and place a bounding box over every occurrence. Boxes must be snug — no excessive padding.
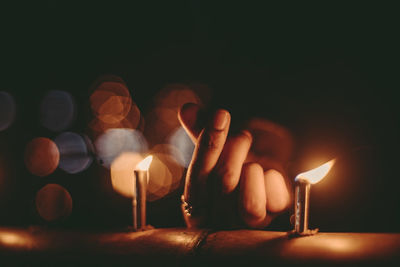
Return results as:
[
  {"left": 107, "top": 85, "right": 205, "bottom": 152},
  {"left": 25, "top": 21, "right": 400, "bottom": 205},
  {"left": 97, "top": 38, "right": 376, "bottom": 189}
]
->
[
  {"left": 207, "top": 136, "right": 223, "bottom": 150},
  {"left": 200, "top": 131, "right": 224, "bottom": 151}
]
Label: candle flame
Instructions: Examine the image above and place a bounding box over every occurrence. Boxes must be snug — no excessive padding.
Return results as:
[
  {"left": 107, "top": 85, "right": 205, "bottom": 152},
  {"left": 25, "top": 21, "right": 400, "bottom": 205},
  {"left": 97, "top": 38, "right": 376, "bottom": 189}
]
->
[
  {"left": 136, "top": 155, "right": 153, "bottom": 171},
  {"left": 295, "top": 159, "right": 336, "bottom": 184}
]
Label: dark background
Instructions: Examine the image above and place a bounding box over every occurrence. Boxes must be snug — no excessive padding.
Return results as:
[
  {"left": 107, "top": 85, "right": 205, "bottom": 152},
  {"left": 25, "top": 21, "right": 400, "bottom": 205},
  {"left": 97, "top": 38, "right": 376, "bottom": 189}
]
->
[{"left": 1, "top": 1, "right": 399, "bottom": 232}]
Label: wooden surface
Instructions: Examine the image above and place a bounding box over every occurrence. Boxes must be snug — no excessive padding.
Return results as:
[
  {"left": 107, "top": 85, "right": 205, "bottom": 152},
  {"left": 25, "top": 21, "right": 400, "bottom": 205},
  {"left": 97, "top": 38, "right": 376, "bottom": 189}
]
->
[
  {"left": 199, "top": 230, "right": 400, "bottom": 266},
  {"left": 0, "top": 227, "right": 399, "bottom": 266}
]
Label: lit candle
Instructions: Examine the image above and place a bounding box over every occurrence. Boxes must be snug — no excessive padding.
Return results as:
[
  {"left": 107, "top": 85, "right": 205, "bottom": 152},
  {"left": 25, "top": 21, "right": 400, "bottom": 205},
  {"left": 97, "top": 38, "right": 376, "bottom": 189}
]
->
[
  {"left": 132, "top": 155, "right": 153, "bottom": 231},
  {"left": 293, "top": 159, "right": 335, "bottom": 235}
]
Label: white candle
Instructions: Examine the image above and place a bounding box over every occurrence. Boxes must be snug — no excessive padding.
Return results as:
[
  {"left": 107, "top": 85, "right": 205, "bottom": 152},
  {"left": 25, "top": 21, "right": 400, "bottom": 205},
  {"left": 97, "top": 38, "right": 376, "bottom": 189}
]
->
[
  {"left": 132, "top": 155, "right": 153, "bottom": 231},
  {"left": 293, "top": 159, "right": 335, "bottom": 235}
]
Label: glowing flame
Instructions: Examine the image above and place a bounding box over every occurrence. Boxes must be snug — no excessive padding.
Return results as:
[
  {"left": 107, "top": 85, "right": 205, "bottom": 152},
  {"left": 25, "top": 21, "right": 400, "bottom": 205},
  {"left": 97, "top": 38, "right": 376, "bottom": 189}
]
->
[
  {"left": 295, "top": 159, "right": 336, "bottom": 184},
  {"left": 136, "top": 155, "right": 153, "bottom": 171}
]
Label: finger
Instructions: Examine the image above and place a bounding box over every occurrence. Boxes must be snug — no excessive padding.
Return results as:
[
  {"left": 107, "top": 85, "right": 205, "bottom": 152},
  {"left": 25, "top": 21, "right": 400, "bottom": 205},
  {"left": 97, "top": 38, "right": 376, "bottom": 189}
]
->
[
  {"left": 178, "top": 103, "right": 202, "bottom": 143},
  {"left": 264, "top": 169, "right": 291, "bottom": 213},
  {"left": 209, "top": 130, "right": 252, "bottom": 228},
  {"left": 245, "top": 154, "right": 286, "bottom": 174},
  {"left": 183, "top": 109, "right": 230, "bottom": 205},
  {"left": 239, "top": 162, "right": 271, "bottom": 228},
  {"left": 214, "top": 130, "right": 252, "bottom": 194}
]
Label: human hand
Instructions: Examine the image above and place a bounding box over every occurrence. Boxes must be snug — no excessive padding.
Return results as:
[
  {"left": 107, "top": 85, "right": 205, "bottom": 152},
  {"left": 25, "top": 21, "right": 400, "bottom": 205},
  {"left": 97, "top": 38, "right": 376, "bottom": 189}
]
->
[{"left": 178, "top": 103, "right": 292, "bottom": 229}]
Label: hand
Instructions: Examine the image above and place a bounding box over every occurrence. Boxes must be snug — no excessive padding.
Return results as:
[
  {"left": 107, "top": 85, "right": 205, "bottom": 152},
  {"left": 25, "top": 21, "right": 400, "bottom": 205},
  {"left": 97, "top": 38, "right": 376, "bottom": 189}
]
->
[{"left": 178, "top": 103, "right": 292, "bottom": 229}]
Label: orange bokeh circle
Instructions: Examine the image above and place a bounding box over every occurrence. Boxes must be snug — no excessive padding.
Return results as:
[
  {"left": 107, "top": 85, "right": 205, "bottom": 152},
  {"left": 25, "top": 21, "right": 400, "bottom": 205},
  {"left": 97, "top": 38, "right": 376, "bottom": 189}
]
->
[{"left": 24, "top": 137, "right": 60, "bottom": 177}]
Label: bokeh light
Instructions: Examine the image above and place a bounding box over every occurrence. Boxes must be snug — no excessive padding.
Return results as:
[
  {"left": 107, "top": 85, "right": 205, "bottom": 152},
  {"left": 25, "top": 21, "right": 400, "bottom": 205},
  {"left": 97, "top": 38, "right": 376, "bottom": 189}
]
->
[
  {"left": 40, "top": 90, "right": 76, "bottom": 132},
  {"left": 110, "top": 147, "right": 185, "bottom": 200},
  {"left": 95, "top": 128, "right": 148, "bottom": 169},
  {"left": 144, "top": 83, "right": 201, "bottom": 146},
  {"left": 35, "top": 184, "right": 73, "bottom": 222},
  {"left": 54, "top": 132, "right": 93, "bottom": 174},
  {"left": 153, "top": 84, "right": 201, "bottom": 113},
  {"left": 168, "top": 126, "right": 194, "bottom": 168},
  {"left": 110, "top": 152, "right": 143, "bottom": 198},
  {"left": 146, "top": 144, "right": 185, "bottom": 201},
  {"left": 145, "top": 108, "right": 179, "bottom": 145},
  {"left": 88, "top": 76, "right": 142, "bottom": 139},
  {"left": 90, "top": 80, "right": 132, "bottom": 123},
  {"left": 24, "top": 137, "right": 60, "bottom": 177},
  {"left": 88, "top": 103, "right": 142, "bottom": 139},
  {"left": 146, "top": 154, "right": 173, "bottom": 202},
  {"left": 0, "top": 91, "right": 16, "bottom": 131}
]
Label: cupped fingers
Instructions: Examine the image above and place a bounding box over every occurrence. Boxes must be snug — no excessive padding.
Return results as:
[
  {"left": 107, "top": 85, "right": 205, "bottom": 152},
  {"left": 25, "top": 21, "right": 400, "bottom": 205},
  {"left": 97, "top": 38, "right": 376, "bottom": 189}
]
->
[
  {"left": 214, "top": 130, "right": 252, "bottom": 195},
  {"left": 208, "top": 130, "right": 252, "bottom": 227},
  {"left": 239, "top": 162, "right": 271, "bottom": 229}
]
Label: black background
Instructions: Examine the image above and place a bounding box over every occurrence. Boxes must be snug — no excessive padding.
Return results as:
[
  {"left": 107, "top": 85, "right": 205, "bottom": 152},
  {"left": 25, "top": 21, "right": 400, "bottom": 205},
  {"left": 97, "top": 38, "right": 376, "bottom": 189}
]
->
[{"left": 1, "top": 1, "right": 399, "bottom": 232}]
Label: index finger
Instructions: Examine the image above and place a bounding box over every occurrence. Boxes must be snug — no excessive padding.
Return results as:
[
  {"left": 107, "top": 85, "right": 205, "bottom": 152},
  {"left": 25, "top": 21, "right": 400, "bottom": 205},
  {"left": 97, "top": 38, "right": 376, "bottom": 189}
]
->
[{"left": 183, "top": 109, "right": 230, "bottom": 221}]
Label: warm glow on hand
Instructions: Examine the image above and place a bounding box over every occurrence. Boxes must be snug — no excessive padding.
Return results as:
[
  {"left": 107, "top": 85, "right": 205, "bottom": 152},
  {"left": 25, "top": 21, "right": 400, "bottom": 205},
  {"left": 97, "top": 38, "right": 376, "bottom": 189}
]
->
[{"left": 295, "top": 159, "right": 336, "bottom": 184}]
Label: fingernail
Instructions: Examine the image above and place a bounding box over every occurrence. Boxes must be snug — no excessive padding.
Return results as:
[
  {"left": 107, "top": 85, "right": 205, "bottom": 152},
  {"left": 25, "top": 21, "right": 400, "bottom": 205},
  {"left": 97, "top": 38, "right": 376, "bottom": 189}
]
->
[{"left": 213, "top": 110, "right": 229, "bottom": 130}]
